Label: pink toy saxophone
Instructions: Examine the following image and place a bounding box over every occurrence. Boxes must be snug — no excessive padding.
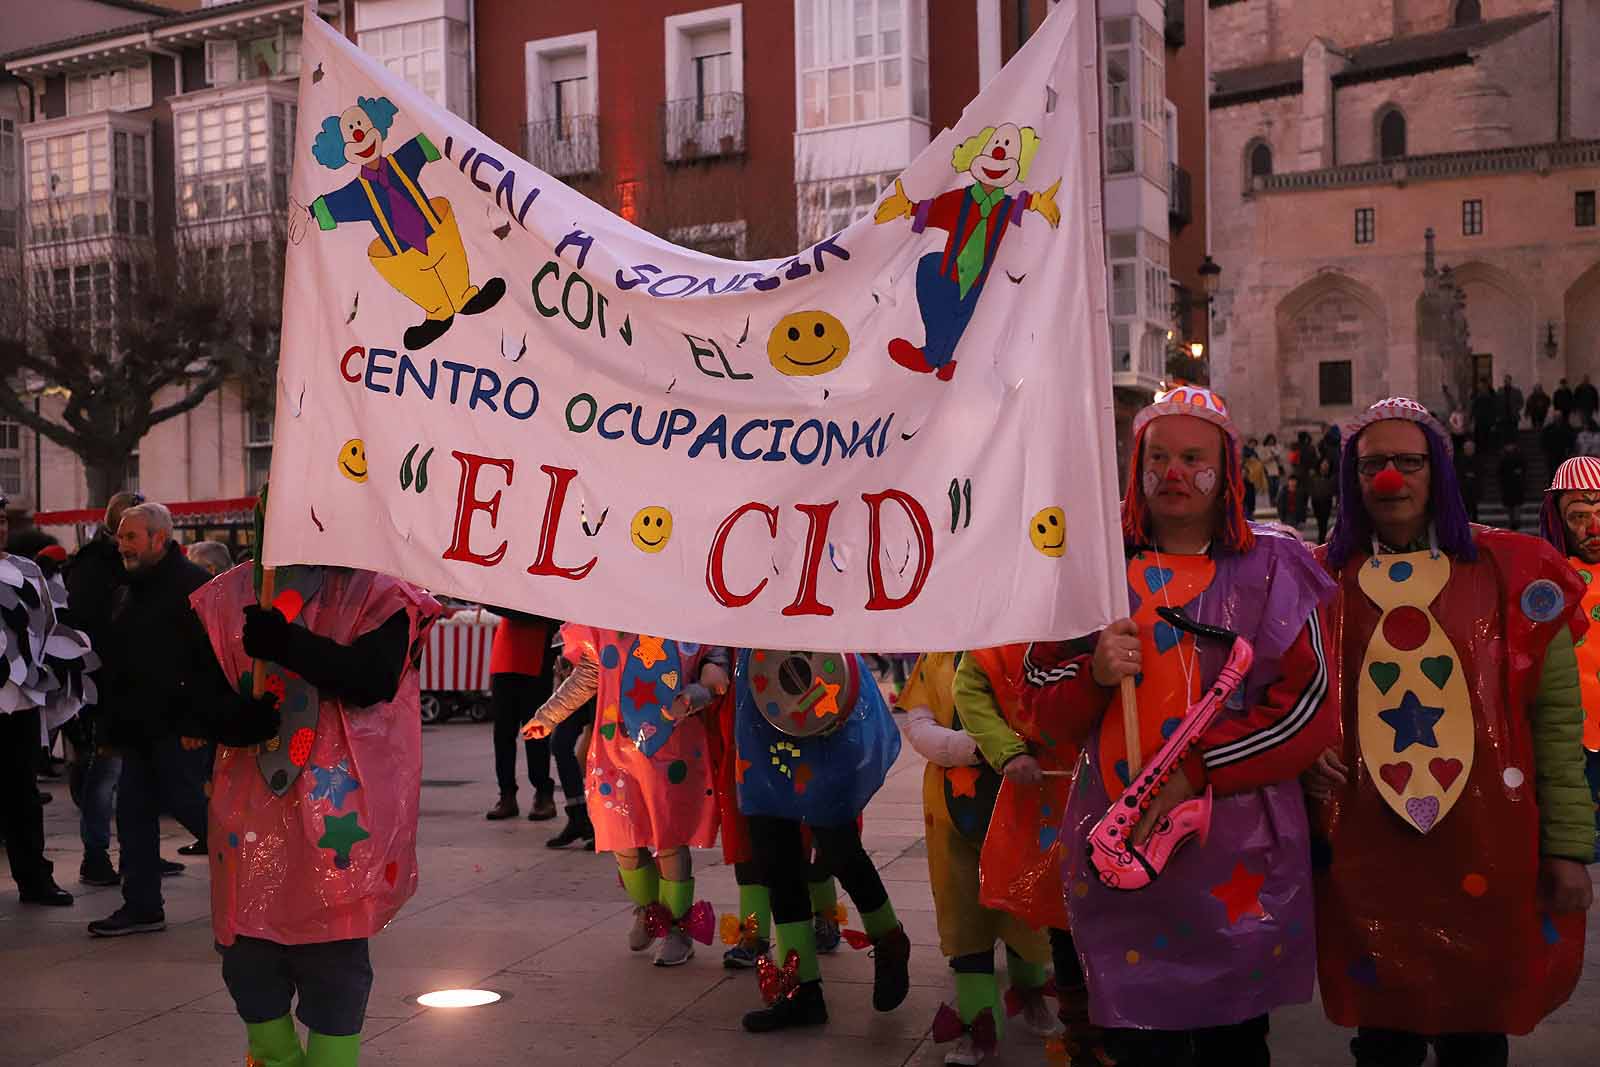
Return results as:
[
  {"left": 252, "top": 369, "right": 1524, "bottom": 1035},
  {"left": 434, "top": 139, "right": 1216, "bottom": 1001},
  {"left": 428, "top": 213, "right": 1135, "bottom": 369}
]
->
[{"left": 1086, "top": 606, "right": 1254, "bottom": 891}]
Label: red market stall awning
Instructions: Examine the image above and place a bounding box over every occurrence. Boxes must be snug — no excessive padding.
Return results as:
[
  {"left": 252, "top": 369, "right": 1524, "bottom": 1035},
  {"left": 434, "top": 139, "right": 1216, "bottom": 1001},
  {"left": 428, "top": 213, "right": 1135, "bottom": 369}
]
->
[{"left": 33, "top": 496, "right": 258, "bottom": 529}]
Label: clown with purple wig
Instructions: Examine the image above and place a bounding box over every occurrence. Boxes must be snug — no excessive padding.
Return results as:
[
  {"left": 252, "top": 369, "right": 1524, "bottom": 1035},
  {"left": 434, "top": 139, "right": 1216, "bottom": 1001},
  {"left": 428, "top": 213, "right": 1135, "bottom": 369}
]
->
[{"left": 1304, "top": 397, "right": 1594, "bottom": 1066}]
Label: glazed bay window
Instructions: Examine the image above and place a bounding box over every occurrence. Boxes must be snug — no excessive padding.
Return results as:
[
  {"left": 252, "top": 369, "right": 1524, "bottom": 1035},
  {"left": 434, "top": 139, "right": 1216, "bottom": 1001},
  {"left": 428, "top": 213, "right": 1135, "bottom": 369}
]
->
[
  {"left": 357, "top": 19, "right": 471, "bottom": 117},
  {"left": 66, "top": 63, "right": 152, "bottom": 115},
  {"left": 24, "top": 118, "right": 151, "bottom": 244},
  {"left": 0, "top": 420, "right": 22, "bottom": 498},
  {"left": 1107, "top": 229, "right": 1168, "bottom": 378},
  {"left": 798, "top": 171, "right": 897, "bottom": 245},
  {"left": 174, "top": 90, "right": 297, "bottom": 224},
  {"left": 797, "top": 0, "right": 928, "bottom": 130},
  {"left": 246, "top": 406, "right": 273, "bottom": 495},
  {"left": 205, "top": 28, "right": 303, "bottom": 86},
  {"left": 1101, "top": 16, "right": 1166, "bottom": 184}
]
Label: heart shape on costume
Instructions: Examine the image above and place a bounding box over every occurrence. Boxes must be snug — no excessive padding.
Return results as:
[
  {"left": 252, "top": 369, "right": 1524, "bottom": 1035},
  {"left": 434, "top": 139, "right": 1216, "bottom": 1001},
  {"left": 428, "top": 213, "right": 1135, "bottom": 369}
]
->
[
  {"left": 752, "top": 675, "right": 768, "bottom": 693},
  {"left": 1405, "top": 795, "right": 1440, "bottom": 833},
  {"left": 1428, "top": 757, "right": 1463, "bottom": 791},
  {"left": 1419, "top": 655, "right": 1454, "bottom": 690},
  {"left": 1152, "top": 621, "right": 1181, "bottom": 653},
  {"left": 790, "top": 712, "right": 809, "bottom": 731},
  {"left": 1144, "top": 567, "right": 1175, "bottom": 595},
  {"left": 1378, "top": 762, "right": 1412, "bottom": 794},
  {"left": 661, "top": 671, "right": 679, "bottom": 689},
  {"left": 1368, "top": 662, "right": 1401, "bottom": 695}
]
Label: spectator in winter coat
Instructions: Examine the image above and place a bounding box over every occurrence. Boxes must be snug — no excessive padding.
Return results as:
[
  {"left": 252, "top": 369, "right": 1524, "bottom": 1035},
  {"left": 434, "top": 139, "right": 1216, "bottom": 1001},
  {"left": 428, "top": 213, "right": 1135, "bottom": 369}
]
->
[
  {"left": 1472, "top": 385, "right": 1500, "bottom": 455},
  {"left": 1261, "top": 434, "right": 1284, "bottom": 501},
  {"left": 1277, "top": 474, "right": 1309, "bottom": 531},
  {"left": 1458, "top": 441, "right": 1482, "bottom": 522},
  {"left": 1499, "top": 441, "right": 1529, "bottom": 531},
  {"left": 1554, "top": 378, "right": 1575, "bottom": 423},
  {"left": 1310, "top": 459, "right": 1339, "bottom": 545},
  {"left": 1579, "top": 376, "right": 1600, "bottom": 423},
  {"left": 1500, "top": 375, "right": 1525, "bottom": 438},
  {"left": 1527, "top": 383, "right": 1551, "bottom": 429},
  {"left": 1544, "top": 416, "right": 1577, "bottom": 480}
]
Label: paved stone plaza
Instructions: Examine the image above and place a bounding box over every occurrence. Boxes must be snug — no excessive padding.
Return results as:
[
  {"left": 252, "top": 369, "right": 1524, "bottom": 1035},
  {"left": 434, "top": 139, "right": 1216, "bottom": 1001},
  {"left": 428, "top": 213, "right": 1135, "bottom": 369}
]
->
[{"left": 3, "top": 721, "right": 1596, "bottom": 1065}]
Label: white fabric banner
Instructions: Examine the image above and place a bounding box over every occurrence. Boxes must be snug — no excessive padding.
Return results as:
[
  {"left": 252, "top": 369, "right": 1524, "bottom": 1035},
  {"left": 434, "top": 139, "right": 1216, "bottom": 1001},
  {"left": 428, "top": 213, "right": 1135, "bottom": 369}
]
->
[{"left": 265, "top": 3, "right": 1124, "bottom": 652}]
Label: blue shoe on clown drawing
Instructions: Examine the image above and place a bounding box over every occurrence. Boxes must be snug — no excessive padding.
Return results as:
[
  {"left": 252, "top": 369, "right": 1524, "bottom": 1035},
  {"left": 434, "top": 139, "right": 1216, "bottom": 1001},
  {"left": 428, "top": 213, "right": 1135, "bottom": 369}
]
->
[
  {"left": 873, "top": 123, "right": 1061, "bottom": 382},
  {"left": 295, "top": 96, "right": 505, "bottom": 351}
]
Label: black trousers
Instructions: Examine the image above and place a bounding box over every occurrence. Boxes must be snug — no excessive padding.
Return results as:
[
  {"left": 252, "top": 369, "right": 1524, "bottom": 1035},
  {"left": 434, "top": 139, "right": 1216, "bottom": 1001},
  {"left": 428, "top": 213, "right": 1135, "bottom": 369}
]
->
[
  {"left": 1105, "top": 1014, "right": 1271, "bottom": 1067},
  {"left": 550, "top": 699, "right": 593, "bottom": 805},
  {"left": 491, "top": 672, "right": 554, "bottom": 796},
  {"left": 119, "top": 738, "right": 209, "bottom": 917},
  {"left": 1352, "top": 1029, "right": 1508, "bottom": 1067},
  {"left": 746, "top": 815, "right": 887, "bottom": 926},
  {"left": 221, "top": 935, "right": 373, "bottom": 1036},
  {"left": 0, "top": 707, "right": 52, "bottom": 891}
]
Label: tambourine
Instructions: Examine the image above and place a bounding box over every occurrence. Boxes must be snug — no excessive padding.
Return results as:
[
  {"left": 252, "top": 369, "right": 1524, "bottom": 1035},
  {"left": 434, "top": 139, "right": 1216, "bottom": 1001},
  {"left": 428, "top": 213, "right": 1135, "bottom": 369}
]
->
[{"left": 746, "top": 649, "right": 860, "bottom": 738}]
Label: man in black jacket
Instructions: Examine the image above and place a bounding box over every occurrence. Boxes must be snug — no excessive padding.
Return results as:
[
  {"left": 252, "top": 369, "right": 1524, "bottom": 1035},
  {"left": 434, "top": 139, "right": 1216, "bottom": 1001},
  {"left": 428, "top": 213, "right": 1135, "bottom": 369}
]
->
[{"left": 87, "top": 503, "right": 276, "bottom": 937}]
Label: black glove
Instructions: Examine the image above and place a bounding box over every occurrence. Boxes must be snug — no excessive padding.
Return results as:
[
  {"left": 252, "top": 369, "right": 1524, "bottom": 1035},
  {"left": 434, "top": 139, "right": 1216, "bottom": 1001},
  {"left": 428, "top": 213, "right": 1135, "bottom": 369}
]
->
[
  {"left": 242, "top": 605, "right": 294, "bottom": 664},
  {"left": 216, "top": 693, "right": 282, "bottom": 748}
]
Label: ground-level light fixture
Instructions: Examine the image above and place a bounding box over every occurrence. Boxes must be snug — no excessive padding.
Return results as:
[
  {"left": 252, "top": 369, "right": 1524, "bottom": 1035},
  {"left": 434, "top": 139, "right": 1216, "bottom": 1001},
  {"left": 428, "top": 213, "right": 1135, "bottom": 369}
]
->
[{"left": 417, "top": 989, "right": 502, "bottom": 1008}]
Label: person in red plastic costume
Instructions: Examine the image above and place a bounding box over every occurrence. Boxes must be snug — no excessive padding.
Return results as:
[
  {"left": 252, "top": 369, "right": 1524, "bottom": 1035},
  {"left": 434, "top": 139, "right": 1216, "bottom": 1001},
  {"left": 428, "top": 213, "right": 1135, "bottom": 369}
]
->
[{"left": 1304, "top": 397, "right": 1594, "bottom": 1067}]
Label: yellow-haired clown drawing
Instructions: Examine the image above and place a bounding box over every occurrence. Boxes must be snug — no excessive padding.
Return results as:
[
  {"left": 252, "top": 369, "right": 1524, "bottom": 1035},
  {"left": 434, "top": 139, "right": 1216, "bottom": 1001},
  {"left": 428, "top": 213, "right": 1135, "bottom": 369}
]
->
[
  {"left": 874, "top": 123, "right": 1060, "bottom": 382},
  {"left": 297, "top": 96, "right": 505, "bottom": 350}
]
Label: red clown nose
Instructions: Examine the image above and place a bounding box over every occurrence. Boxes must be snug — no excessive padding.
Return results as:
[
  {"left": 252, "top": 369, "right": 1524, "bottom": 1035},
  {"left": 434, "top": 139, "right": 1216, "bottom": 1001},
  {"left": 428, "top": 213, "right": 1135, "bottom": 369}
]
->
[{"left": 1372, "top": 468, "right": 1406, "bottom": 494}]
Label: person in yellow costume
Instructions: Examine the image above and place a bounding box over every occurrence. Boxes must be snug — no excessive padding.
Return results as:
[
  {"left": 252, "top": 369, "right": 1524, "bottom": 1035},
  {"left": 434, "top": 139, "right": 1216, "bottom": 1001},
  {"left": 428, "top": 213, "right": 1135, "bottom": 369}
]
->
[
  {"left": 296, "top": 96, "right": 505, "bottom": 351},
  {"left": 901, "top": 651, "right": 1058, "bottom": 1066}
]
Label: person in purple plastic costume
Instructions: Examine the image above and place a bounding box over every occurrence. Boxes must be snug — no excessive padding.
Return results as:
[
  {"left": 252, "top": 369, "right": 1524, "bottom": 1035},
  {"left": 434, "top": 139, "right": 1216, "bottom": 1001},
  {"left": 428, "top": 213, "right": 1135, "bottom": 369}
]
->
[
  {"left": 1018, "top": 385, "right": 1337, "bottom": 1067},
  {"left": 190, "top": 561, "right": 441, "bottom": 1067}
]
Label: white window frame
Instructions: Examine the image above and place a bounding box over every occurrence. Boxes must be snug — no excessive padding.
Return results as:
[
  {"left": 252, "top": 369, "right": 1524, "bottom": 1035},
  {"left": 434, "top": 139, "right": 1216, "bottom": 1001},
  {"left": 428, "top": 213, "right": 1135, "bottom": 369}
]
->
[
  {"left": 524, "top": 31, "right": 599, "bottom": 126},
  {"left": 670, "top": 220, "right": 748, "bottom": 259},
  {"left": 1101, "top": 15, "right": 1166, "bottom": 184},
  {"left": 795, "top": 0, "right": 928, "bottom": 133},
  {"left": 797, "top": 171, "right": 897, "bottom": 245},
  {"left": 23, "top": 113, "right": 153, "bottom": 246},
  {"left": 356, "top": 18, "right": 470, "bottom": 117},
  {"left": 171, "top": 85, "right": 297, "bottom": 226},
  {"left": 665, "top": 5, "right": 744, "bottom": 101},
  {"left": 66, "top": 62, "right": 153, "bottom": 116}
]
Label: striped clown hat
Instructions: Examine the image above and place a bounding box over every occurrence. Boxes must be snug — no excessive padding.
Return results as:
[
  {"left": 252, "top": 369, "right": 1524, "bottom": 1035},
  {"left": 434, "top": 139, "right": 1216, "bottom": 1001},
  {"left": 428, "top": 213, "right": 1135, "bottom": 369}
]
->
[
  {"left": 1547, "top": 455, "right": 1600, "bottom": 494},
  {"left": 1131, "top": 385, "right": 1238, "bottom": 442},
  {"left": 1344, "top": 396, "right": 1447, "bottom": 442}
]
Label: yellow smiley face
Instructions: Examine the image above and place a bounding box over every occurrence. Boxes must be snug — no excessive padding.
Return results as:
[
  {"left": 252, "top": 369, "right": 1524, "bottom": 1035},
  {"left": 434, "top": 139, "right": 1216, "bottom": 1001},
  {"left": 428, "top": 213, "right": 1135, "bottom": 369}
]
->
[
  {"left": 1029, "top": 507, "right": 1066, "bottom": 557},
  {"left": 767, "top": 310, "right": 851, "bottom": 376},
  {"left": 338, "top": 439, "right": 368, "bottom": 483},
  {"left": 630, "top": 506, "right": 672, "bottom": 553}
]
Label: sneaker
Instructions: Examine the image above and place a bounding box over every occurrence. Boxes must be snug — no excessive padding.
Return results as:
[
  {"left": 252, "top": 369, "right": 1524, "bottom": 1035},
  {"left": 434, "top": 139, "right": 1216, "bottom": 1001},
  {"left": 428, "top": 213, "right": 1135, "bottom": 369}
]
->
[
  {"left": 545, "top": 809, "right": 594, "bottom": 849},
  {"left": 79, "top": 853, "right": 120, "bottom": 887},
  {"left": 527, "top": 789, "right": 557, "bottom": 822},
  {"left": 628, "top": 906, "right": 657, "bottom": 952},
  {"left": 944, "top": 1034, "right": 985, "bottom": 1066},
  {"left": 177, "top": 840, "right": 207, "bottom": 856},
  {"left": 485, "top": 794, "right": 518, "bottom": 821},
  {"left": 160, "top": 859, "right": 184, "bottom": 877},
  {"left": 870, "top": 924, "right": 912, "bottom": 1012},
  {"left": 814, "top": 912, "right": 842, "bottom": 954},
  {"left": 88, "top": 908, "right": 165, "bottom": 937},
  {"left": 742, "top": 980, "right": 829, "bottom": 1033},
  {"left": 1016, "top": 986, "right": 1065, "bottom": 1037},
  {"left": 18, "top": 880, "right": 73, "bottom": 907},
  {"left": 652, "top": 925, "right": 695, "bottom": 967},
  {"left": 723, "top": 940, "right": 771, "bottom": 970}
]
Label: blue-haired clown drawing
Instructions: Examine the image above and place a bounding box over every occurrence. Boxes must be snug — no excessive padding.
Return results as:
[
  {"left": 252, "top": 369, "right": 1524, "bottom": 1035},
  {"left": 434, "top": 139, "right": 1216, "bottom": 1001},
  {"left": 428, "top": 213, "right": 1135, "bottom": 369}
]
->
[
  {"left": 873, "top": 122, "right": 1061, "bottom": 382},
  {"left": 300, "top": 96, "right": 504, "bottom": 350}
]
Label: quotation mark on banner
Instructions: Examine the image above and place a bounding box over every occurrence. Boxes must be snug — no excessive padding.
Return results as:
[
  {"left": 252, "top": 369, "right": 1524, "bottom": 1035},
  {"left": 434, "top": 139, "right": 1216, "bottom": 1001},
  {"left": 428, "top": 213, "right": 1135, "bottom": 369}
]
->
[
  {"left": 399, "top": 444, "right": 434, "bottom": 493},
  {"left": 947, "top": 478, "right": 973, "bottom": 533}
]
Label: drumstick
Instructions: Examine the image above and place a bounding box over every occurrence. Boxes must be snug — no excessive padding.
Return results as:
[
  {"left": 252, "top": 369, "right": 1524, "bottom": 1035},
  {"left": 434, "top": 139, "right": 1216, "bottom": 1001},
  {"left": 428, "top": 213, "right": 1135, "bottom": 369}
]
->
[
  {"left": 1121, "top": 675, "right": 1142, "bottom": 777},
  {"left": 1041, "top": 770, "right": 1074, "bottom": 778}
]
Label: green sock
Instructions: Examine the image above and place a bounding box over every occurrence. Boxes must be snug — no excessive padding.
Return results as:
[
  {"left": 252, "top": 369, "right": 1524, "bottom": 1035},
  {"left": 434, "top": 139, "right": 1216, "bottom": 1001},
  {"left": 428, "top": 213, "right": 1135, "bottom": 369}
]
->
[
  {"left": 619, "top": 863, "right": 659, "bottom": 908},
  {"left": 245, "top": 1016, "right": 304, "bottom": 1067},
  {"left": 956, "top": 971, "right": 1001, "bottom": 1035},
  {"left": 304, "top": 1031, "right": 359, "bottom": 1067},
  {"left": 738, "top": 883, "right": 772, "bottom": 942},
  {"left": 659, "top": 877, "right": 694, "bottom": 920},
  {"left": 807, "top": 876, "right": 838, "bottom": 917},
  {"left": 861, "top": 899, "right": 899, "bottom": 940},
  {"left": 1005, "top": 947, "right": 1049, "bottom": 991},
  {"left": 774, "top": 918, "right": 822, "bottom": 983}
]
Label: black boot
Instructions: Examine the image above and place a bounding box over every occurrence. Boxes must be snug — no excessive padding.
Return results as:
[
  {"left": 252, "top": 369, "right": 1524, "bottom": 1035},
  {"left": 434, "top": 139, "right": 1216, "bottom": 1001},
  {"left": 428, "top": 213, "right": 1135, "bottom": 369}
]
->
[
  {"left": 546, "top": 804, "right": 594, "bottom": 849},
  {"left": 485, "top": 793, "right": 518, "bottom": 820},
  {"left": 871, "top": 924, "right": 911, "bottom": 1012},
  {"left": 742, "top": 980, "right": 828, "bottom": 1033}
]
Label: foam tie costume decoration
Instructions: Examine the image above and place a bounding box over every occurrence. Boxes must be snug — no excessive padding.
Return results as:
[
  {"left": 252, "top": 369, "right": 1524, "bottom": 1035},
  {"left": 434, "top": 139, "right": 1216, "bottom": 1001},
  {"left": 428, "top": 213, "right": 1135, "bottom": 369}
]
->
[
  {"left": 642, "top": 900, "right": 716, "bottom": 945},
  {"left": 1087, "top": 607, "right": 1254, "bottom": 890}
]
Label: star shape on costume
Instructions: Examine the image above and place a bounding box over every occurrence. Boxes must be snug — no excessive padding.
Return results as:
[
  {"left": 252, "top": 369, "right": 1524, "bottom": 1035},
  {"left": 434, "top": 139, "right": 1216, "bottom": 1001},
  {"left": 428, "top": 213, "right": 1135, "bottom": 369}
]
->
[
  {"left": 308, "top": 759, "right": 361, "bottom": 811},
  {"left": 1210, "top": 862, "right": 1267, "bottom": 925},
  {"left": 1378, "top": 690, "right": 1444, "bottom": 753},
  {"left": 946, "top": 765, "right": 981, "bottom": 799},
  {"left": 735, "top": 758, "right": 752, "bottom": 785},
  {"left": 317, "top": 811, "right": 371, "bottom": 869},
  {"left": 625, "top": 675, "right": 660, "bottom": 712},
  {"left": 633, "top": 635, "right": 668, "bottom": 669},
  {"left": 810, "top": 681, "right": 841, "bottom": 719}
]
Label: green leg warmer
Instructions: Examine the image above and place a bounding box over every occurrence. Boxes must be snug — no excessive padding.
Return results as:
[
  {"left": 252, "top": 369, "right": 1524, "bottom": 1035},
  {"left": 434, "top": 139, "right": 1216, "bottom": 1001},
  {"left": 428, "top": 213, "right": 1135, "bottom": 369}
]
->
[
  {"left": 860, "top": 899, "right": 899, "bottom": 940},
  {"left": 1005, "top": 946, "right": 1049, "bottom": 991},
  {"left": 659, "top": 877, "right": 694, "bottom": 920},
  {"left": 774, "top": 919, "right": 822, "bottom": 984},
  {"left": 304, "top": 1031, "right": 360, "bottom": 1067},
  {"left": 738, "top": 883, "right": 772, "bottom": 942},
  {"left": 807, "top": 876, "right": 838, "bottom": 917},
  {"left": 245, "top": 1015, "right": 304, "bottom": 1067},
  {"left": 956, "top": 971, "right": 1002, "bottom": 1037},
  {"left": 618, "top": 862, "right": 660, "bottom": 908}
]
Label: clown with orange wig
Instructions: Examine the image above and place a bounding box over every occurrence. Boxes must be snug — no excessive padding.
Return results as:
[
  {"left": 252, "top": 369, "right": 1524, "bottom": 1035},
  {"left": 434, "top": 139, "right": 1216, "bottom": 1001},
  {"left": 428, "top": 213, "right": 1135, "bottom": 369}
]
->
[{"left": 1016, "top": 386, "right": 1337, "bottom": 1065}]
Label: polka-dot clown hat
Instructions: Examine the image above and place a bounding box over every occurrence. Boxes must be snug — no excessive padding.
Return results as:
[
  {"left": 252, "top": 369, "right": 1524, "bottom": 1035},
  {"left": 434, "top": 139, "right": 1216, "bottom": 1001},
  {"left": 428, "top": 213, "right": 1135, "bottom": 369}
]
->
[
  {"left": 1131, "top": 385, "right": 1238, "bottom": 442},
  {"left": 1547, "top": 455, "right": 1600, "bottom": 494},
  {"left": 1344, "top": 396, "right": 1447, "bottom": 441}
]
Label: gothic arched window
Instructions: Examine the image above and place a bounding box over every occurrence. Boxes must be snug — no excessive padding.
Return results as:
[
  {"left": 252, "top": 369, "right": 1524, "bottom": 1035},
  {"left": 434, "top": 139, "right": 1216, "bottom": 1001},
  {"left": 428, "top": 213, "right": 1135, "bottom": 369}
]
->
[{"left": 1379, "top": 108, "right": 1407, "bottom": 161}]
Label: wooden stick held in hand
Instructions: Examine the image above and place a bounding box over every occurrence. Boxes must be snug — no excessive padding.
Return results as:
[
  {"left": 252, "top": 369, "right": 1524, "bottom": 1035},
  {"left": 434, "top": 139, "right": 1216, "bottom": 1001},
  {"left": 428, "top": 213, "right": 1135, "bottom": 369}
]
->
[{"left": 1121, "top": 675, "right": 1142, "bottom": 777}]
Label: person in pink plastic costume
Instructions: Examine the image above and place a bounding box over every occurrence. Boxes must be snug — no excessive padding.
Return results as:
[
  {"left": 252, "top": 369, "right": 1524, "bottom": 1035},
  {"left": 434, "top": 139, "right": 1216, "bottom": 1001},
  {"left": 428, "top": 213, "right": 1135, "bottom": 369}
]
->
[
  {"left": 523, "top": 628, "right": 728, "bottom": 966},
  {"left": 188, "top": 558, "right": 440, "bottom": 1067}
]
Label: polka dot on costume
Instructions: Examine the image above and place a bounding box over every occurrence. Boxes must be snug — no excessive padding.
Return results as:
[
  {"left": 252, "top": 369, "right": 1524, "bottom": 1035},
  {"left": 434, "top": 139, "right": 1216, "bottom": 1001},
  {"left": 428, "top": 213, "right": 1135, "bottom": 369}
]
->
[
  {"left": 1160, "top": 717, "right": 1182, "bottom": 739},
  {"left": 245, "top": 832, "right": 257, "bottom": 844},
  {"left": 1382, "top": 606, "right": 1431, "bottom": 651},
  {"left": 599, "top": 783, "right": 613, "bottom": 796},
  {"left": 227, "top": 833, "right": 239, "bottom": 848},
  {"left": 1388, "top": 561, "right": 1413, "bottom": 582},
  {"left": 1503, "top": 767, "right": 1525, "bottom": 789},
  {"left": 1125, "top": 950, "right": 1141, "bottom": 965},
  {"left": 1273, "top": 944, "right": 1284, "bottom": 958},
  {"left": 1152, "top": 934, "right": 1169, "bottom": 950},
  {"left": 1074, "top": 881, "right": 1090, "bottom": 898},
  {"left": 600, "top": 645, "right": 620, "bottom": 669},
  {"left": 1462, "top": 873, "right": 1488, "bottom": 898},
  {"left": 667, "top": 760, "right": 688, "bottom": 784}
]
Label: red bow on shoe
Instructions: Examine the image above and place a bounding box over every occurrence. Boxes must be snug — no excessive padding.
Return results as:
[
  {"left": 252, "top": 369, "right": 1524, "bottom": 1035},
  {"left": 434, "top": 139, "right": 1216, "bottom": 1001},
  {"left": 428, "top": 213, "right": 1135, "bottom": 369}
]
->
[
  {"left": 840, "top": 927, "right": 874, "bottom": 950},
  {"left": 641, "top": 902, "right": 674, "bottom": 939},
  {"left": 757, "top": 949, "right": 801, "bottom": 1004},
  {"left": 1004, "top": 977, "right": 1060, "bottom": 1017},
  {"left": 931, "top": 1003, "right": 998, "bottom": 1054},
  {"left": 681, "top": 900, "right": 715, "bottom": 945}
]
